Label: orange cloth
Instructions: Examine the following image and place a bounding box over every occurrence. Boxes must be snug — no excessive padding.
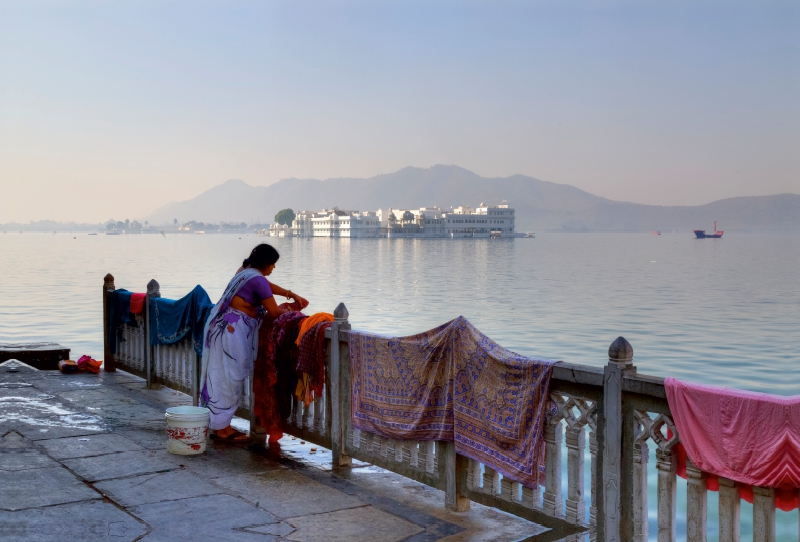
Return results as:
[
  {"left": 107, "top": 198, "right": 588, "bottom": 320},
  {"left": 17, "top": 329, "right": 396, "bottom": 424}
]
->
[{"left": 295, "top": 312, "right": 334, "bottom": 346}]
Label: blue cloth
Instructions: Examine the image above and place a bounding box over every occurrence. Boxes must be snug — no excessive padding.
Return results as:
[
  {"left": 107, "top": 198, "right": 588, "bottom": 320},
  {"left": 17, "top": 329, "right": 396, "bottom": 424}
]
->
[
  {"left": 109, "top": 289, "right": 134, "bottom": 355},
  {"left": 149, "top": 285, "right": 215, "bottom": 356}
]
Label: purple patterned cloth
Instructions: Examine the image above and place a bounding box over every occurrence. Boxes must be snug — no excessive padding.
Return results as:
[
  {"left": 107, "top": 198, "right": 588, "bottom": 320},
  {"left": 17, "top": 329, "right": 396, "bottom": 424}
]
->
[{"left": 349, "top": 316, "right": 556, "bottom": 488}]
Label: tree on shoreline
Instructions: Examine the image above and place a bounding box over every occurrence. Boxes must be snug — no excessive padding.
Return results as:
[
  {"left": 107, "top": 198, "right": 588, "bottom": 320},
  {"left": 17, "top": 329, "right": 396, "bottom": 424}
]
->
[{"left": 274, "top": 208, "right": 295, "bottom": 226}]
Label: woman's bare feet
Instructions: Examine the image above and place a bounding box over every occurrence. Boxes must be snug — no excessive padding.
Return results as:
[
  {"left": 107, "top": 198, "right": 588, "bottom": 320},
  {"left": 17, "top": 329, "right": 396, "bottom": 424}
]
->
[{"left": 214, "top": 425, "right": 249, "bottom": 441}]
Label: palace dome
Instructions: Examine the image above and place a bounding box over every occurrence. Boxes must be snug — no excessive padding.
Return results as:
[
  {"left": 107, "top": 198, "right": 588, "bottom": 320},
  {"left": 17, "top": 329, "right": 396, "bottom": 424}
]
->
[{"left": 402, "top": 211, "right": 415, "bottom": 221}]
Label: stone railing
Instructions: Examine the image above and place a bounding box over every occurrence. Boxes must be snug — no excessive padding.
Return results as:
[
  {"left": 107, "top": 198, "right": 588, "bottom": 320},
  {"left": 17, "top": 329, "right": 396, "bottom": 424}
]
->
[{"left": 102, "top": 274, "right": 791, "bottom": 541}]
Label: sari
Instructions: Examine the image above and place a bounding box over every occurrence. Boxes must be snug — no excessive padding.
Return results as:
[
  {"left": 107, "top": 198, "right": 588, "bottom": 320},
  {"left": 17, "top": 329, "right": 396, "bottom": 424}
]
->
[{"left": 200, "top": 268, "right": 263, "bottom": 430}]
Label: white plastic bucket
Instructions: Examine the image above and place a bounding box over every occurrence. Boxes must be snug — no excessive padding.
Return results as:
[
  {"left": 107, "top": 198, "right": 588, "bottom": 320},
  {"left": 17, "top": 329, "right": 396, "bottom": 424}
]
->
[{"left": 165, "top": 406, "right": 210, "bottom": 455}]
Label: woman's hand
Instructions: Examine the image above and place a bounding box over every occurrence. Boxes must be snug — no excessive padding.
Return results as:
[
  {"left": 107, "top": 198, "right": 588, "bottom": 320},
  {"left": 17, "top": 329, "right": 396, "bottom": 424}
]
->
[{"left": 289, "top": 293, "right": 309, "bottom": 309}]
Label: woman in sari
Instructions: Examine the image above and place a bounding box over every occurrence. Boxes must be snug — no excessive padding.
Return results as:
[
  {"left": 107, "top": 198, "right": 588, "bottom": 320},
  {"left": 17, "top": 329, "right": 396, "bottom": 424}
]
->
[{"left": 201, "top": 243, "right": 308, "bottom": 441}]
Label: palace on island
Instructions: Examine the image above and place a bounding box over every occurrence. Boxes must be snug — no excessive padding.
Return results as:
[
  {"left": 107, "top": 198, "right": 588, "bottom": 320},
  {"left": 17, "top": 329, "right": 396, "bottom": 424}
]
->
[{"left": 263, "top": 204, "right": 521, "bottom": 238}]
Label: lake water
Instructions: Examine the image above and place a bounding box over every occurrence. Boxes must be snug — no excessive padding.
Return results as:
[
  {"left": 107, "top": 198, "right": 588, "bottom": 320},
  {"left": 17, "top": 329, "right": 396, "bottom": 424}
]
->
[
  {"left": 1, "top": 232, "right": 798, "bottom": 394},
  {"left": 2, "top": 231, "right": 799, "bottom": 539}
]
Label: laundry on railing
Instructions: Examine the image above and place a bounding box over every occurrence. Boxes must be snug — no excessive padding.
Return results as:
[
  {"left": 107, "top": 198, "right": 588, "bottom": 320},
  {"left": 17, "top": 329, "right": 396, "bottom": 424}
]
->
[
  {"left": 108, "top": 289, "right": 136, "bottom": 354},
  {"left": 129, "top": 293, "right": 146, "bottom": 314},
  {"left": 295, "top": 312, "right": 334, "bottom": 346},
  {"left": 665, "top": 377, "right": 800, "bottom": 510},
  {"left": 295, "top": 320, "right": 331, "bottom": 406},
  {"left": 349, "top": 316, "right": 557, "bottom": 488},
  {"left": 149, "top": 285, "right": 214, "bottom": 356},
  {"left": 254, "top": 309, "right": 306, "bottom": 437}
]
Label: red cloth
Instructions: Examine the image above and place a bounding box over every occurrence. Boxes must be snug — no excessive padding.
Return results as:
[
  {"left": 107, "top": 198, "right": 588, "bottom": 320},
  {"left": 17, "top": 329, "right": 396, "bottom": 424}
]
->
[
  {"left": 129, "top": 293, "right": 146, "bottom": 315},
  {"left": 296, "top": 321, "right": 330, "bottom": 398},
  {"left": 252, "top": 307, "right": 306, "bottom": 440},
  {"left": 665, "top": 377, "right": 800, "bottom": 511},
  {"left": 76, "top": 355, "right": 102, "bottom": 374}
]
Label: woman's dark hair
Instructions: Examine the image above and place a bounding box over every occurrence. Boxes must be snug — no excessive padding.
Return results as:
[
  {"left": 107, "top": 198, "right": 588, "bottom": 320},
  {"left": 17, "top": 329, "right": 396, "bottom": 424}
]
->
[{"left": 243, "top": 243, "right": 280, "bottom": 270}]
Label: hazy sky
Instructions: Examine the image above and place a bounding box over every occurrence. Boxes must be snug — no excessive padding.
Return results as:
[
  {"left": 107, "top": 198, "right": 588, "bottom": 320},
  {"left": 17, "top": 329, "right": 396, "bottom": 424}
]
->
[{"left": 1, "top": 1, "right": 798, "bottom": 223}]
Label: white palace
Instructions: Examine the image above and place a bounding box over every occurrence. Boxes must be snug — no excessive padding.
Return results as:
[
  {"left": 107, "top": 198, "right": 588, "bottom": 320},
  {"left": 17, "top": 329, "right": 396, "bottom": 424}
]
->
[{"left": 263, "top": 204, "right": 521, "bottom": 238}]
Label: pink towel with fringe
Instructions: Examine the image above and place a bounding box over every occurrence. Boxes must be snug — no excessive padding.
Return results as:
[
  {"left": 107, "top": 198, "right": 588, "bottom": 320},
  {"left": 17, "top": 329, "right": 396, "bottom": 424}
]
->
[{"left": 665, "top": 377, "right": 800, "bottom": 509}]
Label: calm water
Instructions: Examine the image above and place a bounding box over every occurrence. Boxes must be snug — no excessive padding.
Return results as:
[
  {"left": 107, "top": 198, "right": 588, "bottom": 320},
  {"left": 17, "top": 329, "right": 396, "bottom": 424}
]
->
[
  {"left": 1, "top": 232, "right": 798, "bottom": 393},
  {"left": 2, "top": 231, "right": 799, "bottom": 540}
]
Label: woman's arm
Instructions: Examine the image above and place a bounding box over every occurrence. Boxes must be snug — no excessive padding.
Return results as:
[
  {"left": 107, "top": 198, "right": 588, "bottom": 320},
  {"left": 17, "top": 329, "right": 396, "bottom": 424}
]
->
[
  {"left": 262, "top": 296, "right": 287, "bottom": 318},
  {"left": 267, "top": 281, "right": 308, "bottom": 308}
]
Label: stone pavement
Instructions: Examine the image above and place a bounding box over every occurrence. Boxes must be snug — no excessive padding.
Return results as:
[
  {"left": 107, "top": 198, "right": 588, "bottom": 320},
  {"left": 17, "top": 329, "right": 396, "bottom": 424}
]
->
[{"left": 0, "top": 359, "right": 560, "bottom": 542}]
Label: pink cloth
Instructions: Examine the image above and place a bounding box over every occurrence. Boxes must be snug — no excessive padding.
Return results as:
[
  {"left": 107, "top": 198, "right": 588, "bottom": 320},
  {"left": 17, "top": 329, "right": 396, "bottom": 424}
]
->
[
  {"left": 130, "top": 293, "right": 146, "bottom": 315},
  {"left": 665, "top": 377, "right": 800, "bottom": 495}
]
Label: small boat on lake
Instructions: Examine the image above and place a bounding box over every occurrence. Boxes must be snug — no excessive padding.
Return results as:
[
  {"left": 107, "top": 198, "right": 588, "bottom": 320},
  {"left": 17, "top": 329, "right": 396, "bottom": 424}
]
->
[
  {"left": 694, "top": 221, "right": 723, "bottom": 239},
  {"left": 652, "top": 231, "right": 661, "bottom": 236},
  {"left": 524, "top": 232, "right": 535, "bottom": 238}
]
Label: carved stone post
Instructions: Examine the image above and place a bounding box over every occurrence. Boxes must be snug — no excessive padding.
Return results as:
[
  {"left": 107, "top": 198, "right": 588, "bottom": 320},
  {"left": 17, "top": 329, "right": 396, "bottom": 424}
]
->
[
  {"left": 102, "top": 274, "right": 116, "bottom": 372},
  {"left": 542, "top": 419, "right": 563, "bottom": 516},
  {"left": 717, "top": 477, "right": 740, "bottom": 542},
  {"left": 752, "top": 486, "right": 775, "bottom": 542},
  {"left": 145, "top": 279, "right": 160, "bottom": 389},
  {"left": 589, "top": 429, "right": 598, "bottom": 541},
  {"left": 444, "top": 443, "right": 470, "bottom": 511},
  {"left": 330, "top": 303, "right": 352, "bottom": 467},
  {"left": 655, "top": 448, "right": 677, "bottom": 542},
  {"left": 602, "top": 336, "right": 634, "bottom": 542},
  {"left": 633, "top": 439, "right": 649, "bottom": 542},
  {"left": 565, "top": 425, "right": 585, "bottom": 523},
  {"left": 685, "top": 459, "right": 707, "bottom": 542}
]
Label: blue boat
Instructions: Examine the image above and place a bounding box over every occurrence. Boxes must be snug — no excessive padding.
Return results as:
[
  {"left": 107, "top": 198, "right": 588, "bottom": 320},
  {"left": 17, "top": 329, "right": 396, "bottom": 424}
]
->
[{"left": 694, "top": 220, "right": 723, "bottom": 239}]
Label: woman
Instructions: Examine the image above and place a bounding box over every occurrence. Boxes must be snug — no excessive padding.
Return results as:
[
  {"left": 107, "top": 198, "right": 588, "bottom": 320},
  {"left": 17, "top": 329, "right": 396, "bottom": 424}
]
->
[{"left": 200, "top": 243, "right": 308, "bottom": 441}]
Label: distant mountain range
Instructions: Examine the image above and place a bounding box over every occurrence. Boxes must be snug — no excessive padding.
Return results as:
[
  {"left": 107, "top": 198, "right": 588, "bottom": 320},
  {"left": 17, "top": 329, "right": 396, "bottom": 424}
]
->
[{"left": 146, "top": 165, "right": 800, "bottom": 232}]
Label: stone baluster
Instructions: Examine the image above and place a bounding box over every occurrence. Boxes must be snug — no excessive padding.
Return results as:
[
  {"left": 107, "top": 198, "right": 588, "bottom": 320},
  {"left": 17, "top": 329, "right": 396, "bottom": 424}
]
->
[
  {"left": 500, "top": 477, "right": 515, "bottom": 502},
  {"left": 329, "top": 303, "right": 352, "bottom": 467},
  {"left": 118, "top": 325, "right": 126, "bottom": 365},
  {"left": 137, "top": 326, "right": 144, "bottom": 369},
  {"left": 686, "top": 459, "right": 707, "bottom": 542},
  {"left": 379, "top": 435, "right": 389, "bottom": 459},
  {"left": 542, "top": 420, "right": 563, "bottom": 516},
  {"left": 522, "top": 485, "right": 541, "bottom": 510},
  {"left": 364, "top": 432, "right": 374, "bottom": 454},
  {"left": 193, "top": 347, "right": 201, "bottom": 407},
  {"left": 171, "top": 345, "right": 177, "bottom": 386},
  {"left": 314, "top": 395, "right": 324, "bottom": 434},
  {"left": 655, "top": 448, "right": 676, "bottom": 542},
  {"left": 511, "top": 481, "right": 523, "bottom": 503},
  {"left": 393, "top": 440, "right": 403, "bottom": 463},
  {"left": 103, "top": 274, "right": 116, "bottom": 372},
  {"left": 425, "top": 442, "right": 436, "bottom": 474},
  {"left": 483, "top": 465, "right": 500, "bottom": 495},
  {"left": 589, "top": 429, "right": 598, "bottom": 538},
  {"left": 752, "top": 486, "right": 775, "bottom": 542},
  {"left": 444, "top": 443, "right": 470, "bottom": 511},
  {"left": 184, "top": 341, "right": 191, "bottom": 389},
  {"left": 467, "top": 459, "right": 480, "bottom": 490},
  {"left": 352, "top": 428, "right": 361, "bottom": 448},
  {"left": 409, "top": 441, "right": 419, "bottom": 467},
  {"left": 243, "top": 375, "right": 252, "bottom": 413},
  {"left": 633, "top": 439, "right": 649, "bottom": 541},
  {"left": 717, "top": 477, "right": 739, "bottom": 542},
  {"left": 295, "top": 396, "right": 303, "bottom": 427},
  {"left": 304, "top": 401, "right": 313, "bottom": 432},
  {"left": 565, "top": 425, "right": 586, "bottom": 524},
  {"left": 602, "top": 336, "right": 635, "bottom": 541}
]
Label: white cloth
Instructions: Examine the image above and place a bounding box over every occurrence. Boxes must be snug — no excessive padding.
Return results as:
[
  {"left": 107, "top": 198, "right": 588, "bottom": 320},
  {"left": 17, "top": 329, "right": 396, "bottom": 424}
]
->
[{"left": 204, "top": 308, "right": 261, "bottom": 429}]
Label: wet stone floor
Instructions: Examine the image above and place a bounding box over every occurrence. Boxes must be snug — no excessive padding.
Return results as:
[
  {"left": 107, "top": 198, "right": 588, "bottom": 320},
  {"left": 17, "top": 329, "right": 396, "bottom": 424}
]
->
[{"left": 0, "top": 360, "right": 559, "bottom": 542}]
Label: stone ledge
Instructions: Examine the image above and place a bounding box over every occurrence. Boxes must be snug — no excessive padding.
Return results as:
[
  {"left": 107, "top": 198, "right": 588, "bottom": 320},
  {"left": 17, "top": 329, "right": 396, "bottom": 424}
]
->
[{"left": 0, "top": 343, "right": 70, "bottom": 370}]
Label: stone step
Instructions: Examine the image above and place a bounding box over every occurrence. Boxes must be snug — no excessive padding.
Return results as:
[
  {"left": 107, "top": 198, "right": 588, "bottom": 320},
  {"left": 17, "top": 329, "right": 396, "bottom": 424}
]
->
[{"left": 0, "top": 343, "right": 70, "bottom": 370}]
